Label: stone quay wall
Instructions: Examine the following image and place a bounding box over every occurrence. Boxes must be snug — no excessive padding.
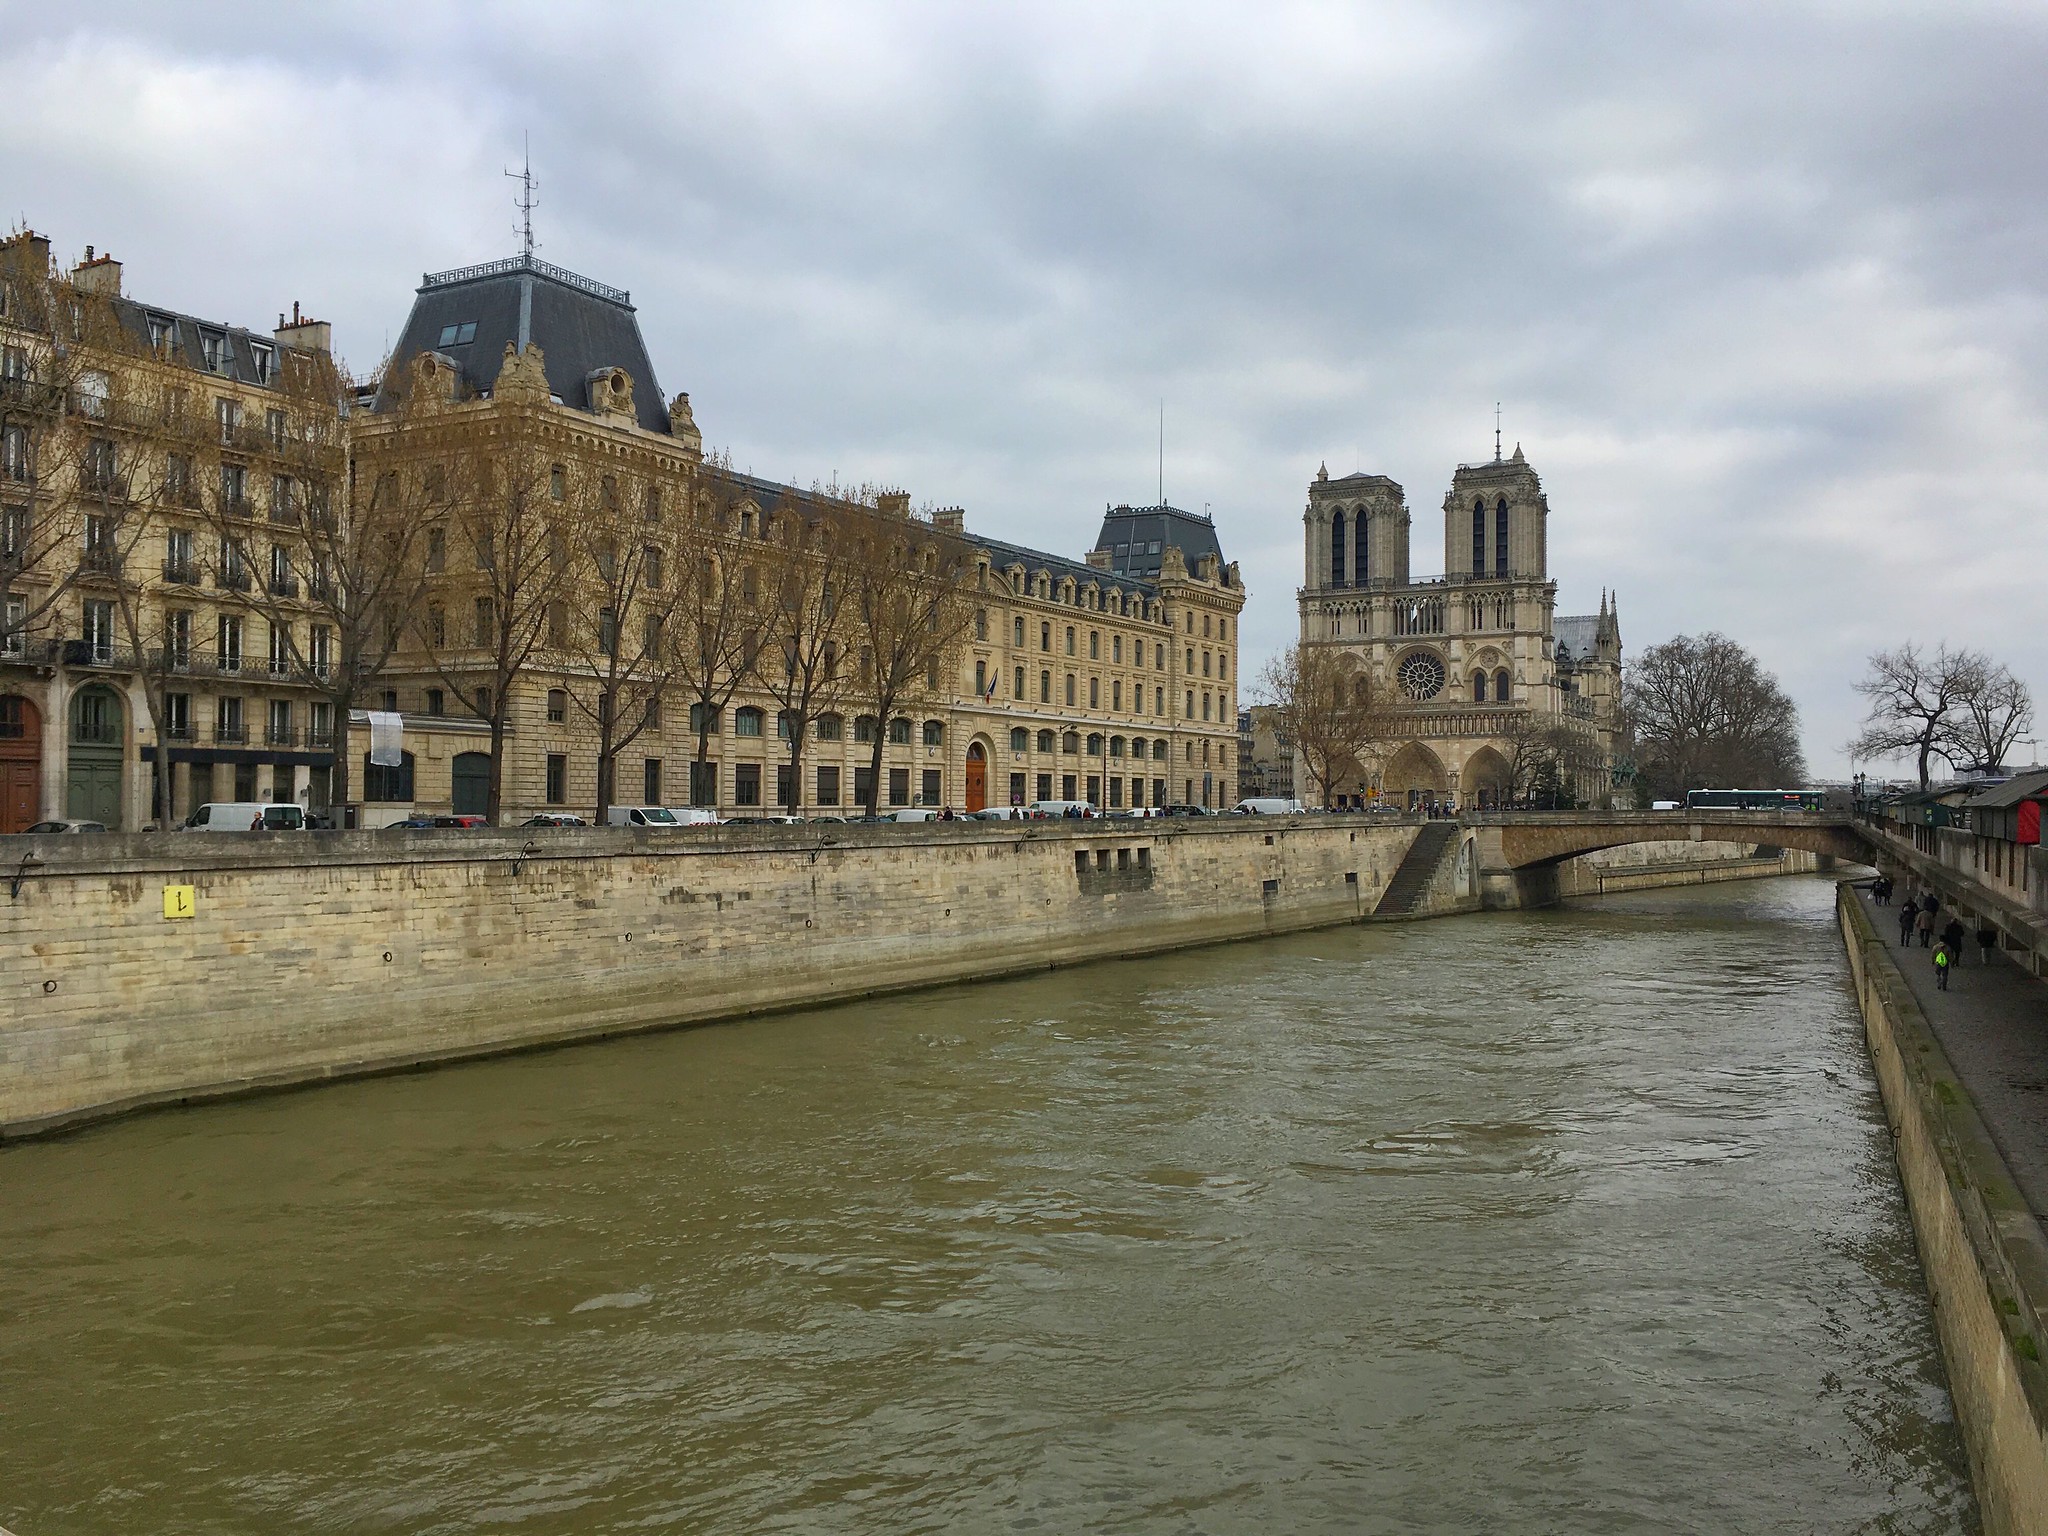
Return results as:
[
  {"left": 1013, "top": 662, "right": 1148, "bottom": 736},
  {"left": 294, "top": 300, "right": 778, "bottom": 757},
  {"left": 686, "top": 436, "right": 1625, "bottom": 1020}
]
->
[
  {"left": 2, "top": 815, "right": 1471, "bottom": 1139},
  {"left": 1558, "top": 840, "right": 1825, "bottom": 897},
  {"left": 1838, "top": 885, "right": 2048, "bottom": 1536}
]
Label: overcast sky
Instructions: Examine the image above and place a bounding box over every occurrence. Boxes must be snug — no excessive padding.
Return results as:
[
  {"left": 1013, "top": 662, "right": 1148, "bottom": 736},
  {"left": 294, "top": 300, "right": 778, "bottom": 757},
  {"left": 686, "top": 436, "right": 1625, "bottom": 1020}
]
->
[{"left": 4, "top": 1, "right": 2042, "bottom": 777}]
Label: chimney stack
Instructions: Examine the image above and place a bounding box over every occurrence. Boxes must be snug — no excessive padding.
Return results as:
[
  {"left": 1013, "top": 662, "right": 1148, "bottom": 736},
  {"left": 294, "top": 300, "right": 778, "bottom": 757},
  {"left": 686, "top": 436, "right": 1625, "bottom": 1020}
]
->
[
  {"left": 275, "top": 300, "right": 332, "bottom": 354},
  {"left": 876, "top": 491, "right": 911, "bottom": 518},
  {"left": 932, "top": 506, "right": 964, "bottom": 533},
  {"left": 71, "top": 246, "right": 122, "bottom": 297}
]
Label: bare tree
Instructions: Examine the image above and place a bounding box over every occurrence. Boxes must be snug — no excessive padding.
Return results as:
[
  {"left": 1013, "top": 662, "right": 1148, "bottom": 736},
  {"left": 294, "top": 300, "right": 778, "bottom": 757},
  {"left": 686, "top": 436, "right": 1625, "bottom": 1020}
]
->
[
  {"left": 1944, "top": 658, "right": 2033, "bottom": 775},
  {"left": 753, "top": 490, "right": 853, "bottom": 815},
  {"left": 670, "top": 454, "right": 761, "bottom": 809},
  {"left": 1256, "top": 643, "right": 1393, "bottom": 809},
  {"left": 1625, "top": 632, "right": 1806, "bottom": 798},
  {"left": 842, "top": 502, "right": 978, "bottom": 819},
  {"left": 1849, "top": 642, "right": 1978, "bottom": 790},
  {"left": 1499, "top": 713, "right": 1589, "bottom": 808},
  {"left": 410, "top": 426, "right": 568, "bottom": 823},
  {"left": 554, "top": 464, "right": 684, "bottom": 820},
  {"left": 0, "top": 232, "right": 136, "bottom": 665}
]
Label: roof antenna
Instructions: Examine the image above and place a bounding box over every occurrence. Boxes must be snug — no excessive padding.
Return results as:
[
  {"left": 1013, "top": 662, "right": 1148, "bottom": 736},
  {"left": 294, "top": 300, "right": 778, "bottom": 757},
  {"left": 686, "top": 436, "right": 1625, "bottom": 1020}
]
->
[
  {"left": 507, "top": 133, "right": 539, "bottom": 259},
  {"left": 1494, "top": 402, "right": 1502, "bottom": 462},
  {"left": 1158, "top": 399, "right": 1164, "bottom": 507}
]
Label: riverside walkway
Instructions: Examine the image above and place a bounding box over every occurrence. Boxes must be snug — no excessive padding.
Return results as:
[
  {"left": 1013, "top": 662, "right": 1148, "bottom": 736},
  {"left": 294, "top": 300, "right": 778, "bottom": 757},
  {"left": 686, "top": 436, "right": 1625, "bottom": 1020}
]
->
[{"left": 1853, "top": 881, "right": 2048, "bottom": 1225}]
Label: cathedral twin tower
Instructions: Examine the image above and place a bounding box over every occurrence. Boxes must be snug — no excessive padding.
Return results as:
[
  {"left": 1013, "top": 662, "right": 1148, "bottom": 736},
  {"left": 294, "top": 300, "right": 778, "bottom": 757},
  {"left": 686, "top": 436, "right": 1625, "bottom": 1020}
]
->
[{"left": 1296, "top": 443, "right": 1621, "bottom": 809}]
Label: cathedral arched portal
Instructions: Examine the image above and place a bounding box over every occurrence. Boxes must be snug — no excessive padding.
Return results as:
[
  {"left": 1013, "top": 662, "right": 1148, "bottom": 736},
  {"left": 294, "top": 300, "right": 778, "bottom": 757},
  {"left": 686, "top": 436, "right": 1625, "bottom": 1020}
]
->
[
  {"left": 1382, "top": 741, "right": 1448, "bottom": 811},
  {"left": 1462, "top": 745, "right": 1512, "bottom": 810}
]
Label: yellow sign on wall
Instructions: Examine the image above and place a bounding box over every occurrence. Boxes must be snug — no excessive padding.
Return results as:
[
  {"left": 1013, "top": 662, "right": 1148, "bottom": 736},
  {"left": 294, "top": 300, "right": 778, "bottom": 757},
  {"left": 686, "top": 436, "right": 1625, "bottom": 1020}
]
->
[{"left": 163, "top": 885, "right": 195, "bottom": 920}]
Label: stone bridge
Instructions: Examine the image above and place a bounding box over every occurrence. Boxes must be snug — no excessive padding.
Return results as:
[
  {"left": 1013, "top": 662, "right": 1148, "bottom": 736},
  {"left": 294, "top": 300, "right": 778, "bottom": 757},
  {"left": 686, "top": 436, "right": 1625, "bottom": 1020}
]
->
[{"left": 1464, "top": 810, "right": 1875, "bottom": 908}]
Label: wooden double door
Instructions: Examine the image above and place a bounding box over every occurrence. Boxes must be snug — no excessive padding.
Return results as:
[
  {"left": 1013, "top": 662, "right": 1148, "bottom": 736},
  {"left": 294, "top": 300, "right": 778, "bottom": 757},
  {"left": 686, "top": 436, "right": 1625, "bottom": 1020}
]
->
[{"left": 0, "top": 695, "right": 42, "bottom": 833}]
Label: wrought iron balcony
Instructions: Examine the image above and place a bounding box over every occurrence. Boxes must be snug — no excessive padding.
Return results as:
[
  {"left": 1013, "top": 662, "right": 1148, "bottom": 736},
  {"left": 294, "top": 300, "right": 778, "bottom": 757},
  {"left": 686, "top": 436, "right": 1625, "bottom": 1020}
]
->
[
  {"left": 216, "top": 568, "right": 253, "bottom": 593},
  {"left": 264, "top": 724, "right": 299, "bottom": 747},
  {"left": 161, "top": 558, "right": 201, "bottom": 586},
  {"left": 58, "top": 640, "right": 136, "bottom": 671},
  {"left": 76, "top": 549, "right": 124, "bottom": 579},
  {"left": 161, "top": 720, "right": 196, "bottom": 742},
  {"left": 267, "top": 575, "right": 299, "bottom": 598},
  {"left": 212, "top": 720, "right": 249, "bottom": 745}
]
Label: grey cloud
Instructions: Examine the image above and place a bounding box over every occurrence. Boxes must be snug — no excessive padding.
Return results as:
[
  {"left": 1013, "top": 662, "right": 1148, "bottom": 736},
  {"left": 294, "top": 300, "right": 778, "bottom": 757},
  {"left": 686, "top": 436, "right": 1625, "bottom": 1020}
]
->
[{"left": 4, "top": 0, "right": 2045, "bottom": 773}]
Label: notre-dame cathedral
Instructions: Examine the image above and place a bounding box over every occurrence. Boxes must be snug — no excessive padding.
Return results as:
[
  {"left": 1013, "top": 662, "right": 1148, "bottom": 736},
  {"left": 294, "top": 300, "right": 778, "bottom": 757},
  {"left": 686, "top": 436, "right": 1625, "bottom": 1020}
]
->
[{"left": 1297, "top": 443, "right": 1623, "bottom": 809}]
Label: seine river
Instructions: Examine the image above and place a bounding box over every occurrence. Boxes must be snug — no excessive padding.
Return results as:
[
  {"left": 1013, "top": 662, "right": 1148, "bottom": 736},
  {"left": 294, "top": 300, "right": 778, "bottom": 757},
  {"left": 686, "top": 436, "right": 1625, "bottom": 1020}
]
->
[{"left": 1, "top": 877, "right": 1975, "bottom": 1533}]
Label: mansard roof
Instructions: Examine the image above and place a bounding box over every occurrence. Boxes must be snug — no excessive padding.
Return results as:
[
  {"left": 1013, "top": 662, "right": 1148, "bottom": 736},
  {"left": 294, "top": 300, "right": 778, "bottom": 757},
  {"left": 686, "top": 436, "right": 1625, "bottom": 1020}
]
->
[
  {"left": 1553, "top": 615, "right": 1602, "bottom": 663},
  {"left": 1090, "top": 502, "right": 1225, "bottom": 582},
  {"left": 380, "top": 253, "right": 671, "bottom": 434}
]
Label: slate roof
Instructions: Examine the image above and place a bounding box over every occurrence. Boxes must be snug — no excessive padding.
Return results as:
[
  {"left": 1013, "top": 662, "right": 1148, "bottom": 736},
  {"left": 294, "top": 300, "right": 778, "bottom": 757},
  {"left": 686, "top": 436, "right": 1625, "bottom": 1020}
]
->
[
  {"left": 378, "top": 253, "right": 672, "bottom": 435},
  {"left": 111, "top": 297, "right": 290, "bottom": 392},
  {"left": 1553, "top": 615, "right": 1601, "bottom": 663},
  {"left": 1090, "top": 503, "right": 1225, "bottom": 581}
]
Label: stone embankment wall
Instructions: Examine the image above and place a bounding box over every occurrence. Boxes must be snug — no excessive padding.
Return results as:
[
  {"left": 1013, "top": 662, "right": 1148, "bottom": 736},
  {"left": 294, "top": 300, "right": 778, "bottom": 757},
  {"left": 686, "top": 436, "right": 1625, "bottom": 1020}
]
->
[
  {"left": 1838, "top": 886, "right": 2048, "bottom": 1536},
  {"left": 1558, "top": 840, "right": 1824, "bottom": 897},
  {"left": 2, "top": 815, "right": 1479, "bottom": 1139}
]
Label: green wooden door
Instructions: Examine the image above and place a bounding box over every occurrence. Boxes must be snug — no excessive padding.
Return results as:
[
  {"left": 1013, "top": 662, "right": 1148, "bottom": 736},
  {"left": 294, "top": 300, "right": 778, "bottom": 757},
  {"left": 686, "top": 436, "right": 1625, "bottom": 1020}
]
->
[{"left": 66, "top": 688, "right": 124, "bottom": 827}]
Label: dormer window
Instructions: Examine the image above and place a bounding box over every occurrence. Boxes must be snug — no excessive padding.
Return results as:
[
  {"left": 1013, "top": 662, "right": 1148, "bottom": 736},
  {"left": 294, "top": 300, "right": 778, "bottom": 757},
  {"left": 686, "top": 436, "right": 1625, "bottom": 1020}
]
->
[
  {"left": 248, "top": 342, "right": 274, "bottom": 385},
  {"left": 147, "top": 315, "right": 178, "bottom": 353},
  {"left": 435, "top": 322, "right": 478, "bottom": 347},
  {"left": 201, "top": 331, "right": 228, "bottom": 374}
]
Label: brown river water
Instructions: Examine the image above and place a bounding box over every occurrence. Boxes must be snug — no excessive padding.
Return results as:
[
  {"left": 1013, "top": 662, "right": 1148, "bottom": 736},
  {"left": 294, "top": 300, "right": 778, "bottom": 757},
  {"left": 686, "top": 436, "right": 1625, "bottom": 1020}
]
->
[{"left": 0, "top": 876, "right": 1975, "bottom": 1533}]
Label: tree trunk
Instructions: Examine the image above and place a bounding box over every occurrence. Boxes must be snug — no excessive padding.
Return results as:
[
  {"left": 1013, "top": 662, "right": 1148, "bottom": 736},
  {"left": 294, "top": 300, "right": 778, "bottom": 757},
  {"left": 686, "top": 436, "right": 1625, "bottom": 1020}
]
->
[
  {"left": 332, "top": 711, "right": 352, "bottom": 817},
  {"left": 487, "top": 714, "right": 507, "bottom": 825}
]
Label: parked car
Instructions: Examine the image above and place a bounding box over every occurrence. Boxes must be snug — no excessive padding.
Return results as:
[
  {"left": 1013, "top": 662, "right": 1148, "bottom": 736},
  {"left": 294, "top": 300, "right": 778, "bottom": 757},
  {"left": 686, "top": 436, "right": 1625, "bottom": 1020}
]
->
[
  {"left": 521, "top": 813, "right": 587, "bottom": 827},
  {"left": 20, "top": 819, "right": 108, "bottom": 834},
  {"left": 968, "top": 806, "right": 1032, "bottom": 821},
  {"left": 1232, "top": 797, "right": 1306, "bottom": 815},
  {"left": 1026, "top": 800, "right": 1098, "bottom": 819},
  {"left": 1162, "top": 803, "right": 1213, "bottom": 818},
  {"left": 392, "top": 814, "right": 484, "bottom": 829},
  {"left": 606, "top": 805, "right": 679, "bottom": 828},
  {"left": 180, "top": 802, "right": 306, "bottom": 831},
  {"left": 662, "top": 807, "right": 721, "bottom": 826}
]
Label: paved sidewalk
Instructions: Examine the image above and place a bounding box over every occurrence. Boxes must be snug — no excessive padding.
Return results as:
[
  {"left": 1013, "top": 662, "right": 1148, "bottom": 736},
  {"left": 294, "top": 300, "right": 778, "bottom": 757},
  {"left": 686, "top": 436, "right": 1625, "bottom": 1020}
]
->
[{"left": 1856, "top": 883, "right": 2048, "bottom": 1222}]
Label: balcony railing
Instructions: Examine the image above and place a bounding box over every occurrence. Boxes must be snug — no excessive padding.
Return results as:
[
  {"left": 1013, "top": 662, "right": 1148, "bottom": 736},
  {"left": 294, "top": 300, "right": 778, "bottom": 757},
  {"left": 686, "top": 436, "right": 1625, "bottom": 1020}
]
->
[
  {"left": 308, "top": 580, "right": 334, "bottom": 605},
  {"left": 220, "top": 494, "right": 256, "bottom": 521},
  {"left": 162, "top": 721, "right": 196, "bottom": 742},
  {"left": 77, "top": 549, "right": 124, "bottom": 579},
  {"left": 80, "top": 473, "right": 130, "bottom": 503},
  {"left": 268, "top": 503, "right": 300, "bottom": 526},
  {"left": 212, "top": 721, "right": 248, "bottom": 745},
  {"left": 58, "top": 640, "right": 137, "bottom": 671},
  {"left": 215, "top": 654, "right": 244, "bottom": 675},
  {"left": 162, "top": 558, "right": 201, "bottom": 586},
  {"left": 216, "top": 568, "right": 252, "bottom": 593},
  {"left": 267, "top": 575, "right": 299, "bottom": 598},
  {"left": 308, "top": 724, "right": 334, "bottom": 748},
  {"left": 264, "top": 724, "right": 299, "bottom": 747},
  {"left": 159, "top": 647, "right": 193, "bottom": 672},
  {"left": 265, "top": 658, "right": 294, "bottom": 680}
]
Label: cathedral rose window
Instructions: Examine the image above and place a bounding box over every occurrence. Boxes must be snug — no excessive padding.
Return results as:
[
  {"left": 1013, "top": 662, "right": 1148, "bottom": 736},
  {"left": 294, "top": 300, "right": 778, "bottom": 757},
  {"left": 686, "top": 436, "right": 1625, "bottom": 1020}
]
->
[{"left": 1398, "top": 651, "right": 1446, "bottom": 701}]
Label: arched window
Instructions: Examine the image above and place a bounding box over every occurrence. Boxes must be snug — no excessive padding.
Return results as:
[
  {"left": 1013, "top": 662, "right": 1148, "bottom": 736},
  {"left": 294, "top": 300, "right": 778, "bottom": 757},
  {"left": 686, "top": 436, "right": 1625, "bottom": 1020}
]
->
[
  {"left": 922, "top": 720, "right": 944, "bottom": 747},
  {"left": 777, "top": 710, "right": 802, "bottom": 740},
  {"left": 734, "top": 706, "right": 764, "bottom": 737},
  {"left": 1131, "top": 736, "right": 1147, "bottom": 758},
  {"left": 1353, "top": 513, "right": 1369, "bottom": 586},
  {"left": 1330, "top": 509, "right": 1348, "bottom": 588},
  {"left": 1494, "top": 668, "right": 1512, "bottom": 701},
  {"left": 815, "top": 713, "right": 843, "bottom": 741},
  {"left": 1109, "top": 736, "right": 1125, "bottom": 759},
  {"left": 1472, "top": 671, "right": 1487, "bottom": 702},
  {"left": 888, "top": 717, "right": 912, "bottom": 744},
  {"left": 1471, "top": 498, "right": 1486, "bottom": 574},
  {"left": 1061, "top": 731, "right": 1080, "bottom": 754},
  {"left": 1010, "top": 726, "right": 1030, "bottom": 752},
  {"left": 855, "top": 715, "right": 880, "bottom": 743},
  {"left": 1086, "top": 733, "right": 1103, "bottom": 754},
  {"left": 1036, "top": 729, "right": 1054, "bottom": 752},
  {"left": 1495, "top": 498, "right": 1510, "bottom": 575}
]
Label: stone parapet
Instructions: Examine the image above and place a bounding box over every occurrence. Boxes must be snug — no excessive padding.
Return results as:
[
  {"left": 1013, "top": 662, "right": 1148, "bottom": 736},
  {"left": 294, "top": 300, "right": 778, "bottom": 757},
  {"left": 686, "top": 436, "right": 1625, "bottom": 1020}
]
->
[{"left": 1838, "top": 885, "right": 2048, "bottom": 1535}]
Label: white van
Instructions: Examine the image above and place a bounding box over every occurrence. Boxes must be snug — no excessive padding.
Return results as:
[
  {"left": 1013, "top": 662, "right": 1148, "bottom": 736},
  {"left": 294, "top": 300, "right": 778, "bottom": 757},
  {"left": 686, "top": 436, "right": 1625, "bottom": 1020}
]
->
[
  {"left": 1232, "top": 797, "right": 1306, "bottom": 815},
  {"left": 606, "top": 805, "right": 679, "bottom": 828},
  {"left": 182, "top": 802, "right": 305, "bottom": 831},
  {"left": 882, "top": 807, "right": 942, "bottom": 822},
  {"left": 663, "top": 807, "right": 721, "bottom": 826}
]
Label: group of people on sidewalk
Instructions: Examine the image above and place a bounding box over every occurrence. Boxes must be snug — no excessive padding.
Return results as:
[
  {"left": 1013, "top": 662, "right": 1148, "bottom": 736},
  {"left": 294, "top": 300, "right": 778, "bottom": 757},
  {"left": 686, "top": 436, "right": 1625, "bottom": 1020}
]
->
[{"left": 1870, "top": 874, "right": 1997, "bottom": 992}]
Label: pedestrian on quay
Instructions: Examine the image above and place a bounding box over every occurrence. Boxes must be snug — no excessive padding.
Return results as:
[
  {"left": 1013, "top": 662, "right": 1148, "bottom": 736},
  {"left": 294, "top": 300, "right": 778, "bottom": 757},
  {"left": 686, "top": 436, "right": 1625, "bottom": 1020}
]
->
[
  {"left": 1942, "top": 916, "right": 1966, "bottom": 958},
  {"left": 1934, "top": 941, "right": 1953, "bottom": 990},
  {"left": 1875, "top": 875, "right": 1893, "bottom": 906},
  {"left": 1898, "top": 896, "right": 1918, "bottom": 946},
  {"left": 1978, "top": 923, "right": 1999, "bottom": 966},
  {"left": 1924, "top": 890, "right": 1942, "bottom": 920},
  {"left": 1917, "top": 904, "right": 1936, "bottom": 948}
]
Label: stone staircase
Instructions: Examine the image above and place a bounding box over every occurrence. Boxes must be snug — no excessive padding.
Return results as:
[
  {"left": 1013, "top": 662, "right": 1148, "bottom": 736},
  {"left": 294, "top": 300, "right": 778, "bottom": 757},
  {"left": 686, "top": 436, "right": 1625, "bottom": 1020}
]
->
[{"left": 1373, "top": 822, "right": 1461, "bottom": 917}]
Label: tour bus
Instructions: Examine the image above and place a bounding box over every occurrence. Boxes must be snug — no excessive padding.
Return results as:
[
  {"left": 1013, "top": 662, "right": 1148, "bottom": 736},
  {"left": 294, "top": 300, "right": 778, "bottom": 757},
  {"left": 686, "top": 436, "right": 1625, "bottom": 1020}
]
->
[{"left": 1683, "top": 788, "right": 1824, "bottom": 812}]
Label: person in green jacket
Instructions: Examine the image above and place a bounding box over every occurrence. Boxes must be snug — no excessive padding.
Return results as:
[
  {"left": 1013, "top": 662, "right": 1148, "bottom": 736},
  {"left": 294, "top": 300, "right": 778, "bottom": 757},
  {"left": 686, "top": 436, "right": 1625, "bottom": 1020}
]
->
[{"left": 1934, "top": 942, "right": 1952, "bottom": 991}]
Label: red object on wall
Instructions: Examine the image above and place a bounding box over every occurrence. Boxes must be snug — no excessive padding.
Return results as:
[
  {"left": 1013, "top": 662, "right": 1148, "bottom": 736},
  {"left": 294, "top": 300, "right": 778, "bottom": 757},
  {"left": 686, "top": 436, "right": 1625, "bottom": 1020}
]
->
[{"left": 2019, "top": 799, "right": 2041, "bottom": 846}]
